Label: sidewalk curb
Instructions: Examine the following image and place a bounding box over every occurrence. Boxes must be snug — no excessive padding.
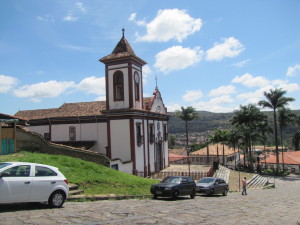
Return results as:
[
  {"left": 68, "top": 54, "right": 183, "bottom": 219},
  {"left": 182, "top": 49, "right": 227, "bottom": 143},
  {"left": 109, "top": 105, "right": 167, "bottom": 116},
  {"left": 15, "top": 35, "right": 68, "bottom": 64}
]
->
[{"left": 67, "top": 194, "right": 153, "bottom": 201}]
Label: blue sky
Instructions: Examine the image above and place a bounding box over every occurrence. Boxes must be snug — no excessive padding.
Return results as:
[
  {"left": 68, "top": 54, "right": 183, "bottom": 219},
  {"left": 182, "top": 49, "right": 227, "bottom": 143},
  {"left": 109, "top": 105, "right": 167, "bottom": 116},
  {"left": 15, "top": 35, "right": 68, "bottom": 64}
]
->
[{"left": 1, "top": 0, "right": 300, "bottom": 115}]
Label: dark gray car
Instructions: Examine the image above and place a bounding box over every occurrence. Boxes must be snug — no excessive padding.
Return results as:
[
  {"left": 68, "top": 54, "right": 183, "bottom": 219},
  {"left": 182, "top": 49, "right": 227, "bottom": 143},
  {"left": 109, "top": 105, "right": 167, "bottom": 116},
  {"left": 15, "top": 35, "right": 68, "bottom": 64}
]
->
[
  {"left": 150, "top": 176, "right": 196, "bottom": 200},
  {"left": 196, "top": 177, "right": 229, "bottom": 196}
]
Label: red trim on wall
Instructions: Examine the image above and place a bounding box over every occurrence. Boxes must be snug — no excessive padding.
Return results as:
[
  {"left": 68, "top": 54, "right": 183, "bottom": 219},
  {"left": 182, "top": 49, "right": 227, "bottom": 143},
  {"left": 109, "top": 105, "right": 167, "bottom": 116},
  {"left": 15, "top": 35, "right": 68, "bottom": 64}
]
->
[
  {"left": 130, "top": 118, "right": 136, "bottom": 174},
  {"left": 105, "top": 65, "right": 109, "bottom": 110},
  {"left": 129, "top": 62, "right": 133, "bottom": 108},
  {"left": 106, "top": 120, "right": 111, "bottom": 158},
  {"left": 142, "top": 118, "right": 147, "bottom": 176}
]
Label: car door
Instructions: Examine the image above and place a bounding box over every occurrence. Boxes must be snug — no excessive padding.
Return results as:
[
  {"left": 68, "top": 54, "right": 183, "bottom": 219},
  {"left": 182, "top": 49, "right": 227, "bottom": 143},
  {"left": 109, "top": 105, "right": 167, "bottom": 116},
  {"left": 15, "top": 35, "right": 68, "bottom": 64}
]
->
[
  {"left": 0, "top": 165, "right": 32, "bottom": 203},
  {"left": 214, "top": 179, "right": 222, "bottom": 194},
  {"left": 30, "top": 165, "right": 59, "bottom": 202}
]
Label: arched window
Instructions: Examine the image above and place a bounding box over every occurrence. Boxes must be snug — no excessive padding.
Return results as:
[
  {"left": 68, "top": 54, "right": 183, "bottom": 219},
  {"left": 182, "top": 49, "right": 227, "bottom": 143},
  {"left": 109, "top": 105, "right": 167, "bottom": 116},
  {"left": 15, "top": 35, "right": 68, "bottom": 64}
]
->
[
  {"left": 69, "top": 126, "right": 76, "bottom": 141},
  {"left": 113, "top": 71, "right": 124, "bottom": 101}
]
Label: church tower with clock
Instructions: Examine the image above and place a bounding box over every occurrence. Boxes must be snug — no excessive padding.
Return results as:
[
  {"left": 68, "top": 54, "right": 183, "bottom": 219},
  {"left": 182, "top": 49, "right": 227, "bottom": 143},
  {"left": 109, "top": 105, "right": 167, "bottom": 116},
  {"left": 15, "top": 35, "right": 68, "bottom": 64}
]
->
[{"left": 100, "top": 29, "right": 145, "bottom": 111}]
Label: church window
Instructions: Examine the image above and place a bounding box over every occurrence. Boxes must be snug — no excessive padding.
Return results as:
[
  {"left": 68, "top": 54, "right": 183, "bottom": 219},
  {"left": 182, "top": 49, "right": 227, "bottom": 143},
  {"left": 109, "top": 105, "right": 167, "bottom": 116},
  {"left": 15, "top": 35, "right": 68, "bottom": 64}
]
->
[
  {"left": 69, "top": 126, "right": 76, "bottom": 141},
  {"left": 113, "top": 71, "right": 124, "bottom": 101},
  {"left": 136, "top": 123, "right": 143, "bottom": 146},
  {"left": 149, "top": 124, "right": 154, "bottom": 144},
  {"left": 163, "top": 124, "right": 168, "bottom": 141}
]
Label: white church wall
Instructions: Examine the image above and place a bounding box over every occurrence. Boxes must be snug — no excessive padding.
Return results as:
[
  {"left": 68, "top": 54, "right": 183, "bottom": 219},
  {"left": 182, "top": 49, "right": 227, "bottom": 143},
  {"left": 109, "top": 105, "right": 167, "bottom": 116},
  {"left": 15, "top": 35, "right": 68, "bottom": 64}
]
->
[
  {"left": 134, "top": 118, "right": 144, "bottom": 172},
  {"left": 29, "top": 125, "right": 49, "bottom": 137},
  {"left": 110, "top": 159, "right": 133, "bottom": 174},
  {"left": 51, "top": 124, "right": 80, "bottom": 141},
  {"left": 110, "top": 119, "right": 131, "bottom": 162},
  {"left": 107, "top": 65, "right": 130, "bottom": 110}
]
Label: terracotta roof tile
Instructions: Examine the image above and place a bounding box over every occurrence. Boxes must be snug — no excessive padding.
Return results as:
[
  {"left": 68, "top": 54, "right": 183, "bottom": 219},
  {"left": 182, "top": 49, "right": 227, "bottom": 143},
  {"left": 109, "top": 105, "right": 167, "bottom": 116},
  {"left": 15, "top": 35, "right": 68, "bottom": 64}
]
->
[
  {"left": 190, "top": 143, "right": 236, "bottom": 156},
  {"left": 15, "top": 101, "right": 106, "bottom": 120},
  {"left": 262, "top": 151, "right": 300, "bottom": 165}
]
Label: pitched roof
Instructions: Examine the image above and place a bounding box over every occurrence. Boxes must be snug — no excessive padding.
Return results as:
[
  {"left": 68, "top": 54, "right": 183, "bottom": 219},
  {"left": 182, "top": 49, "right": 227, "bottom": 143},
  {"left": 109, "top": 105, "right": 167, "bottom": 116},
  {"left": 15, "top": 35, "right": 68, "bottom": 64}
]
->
[
  {"left": 190, "top": 143, "right": 236, "bottom": 156},
  {"left": 169, "top": 153, "right": 188, "bottom": 163},
  {"left": 99, "top": 32, "right": 146, "bottom": 65},
  {"left": 262, "top": 151, "right": 300, "bottom": 165},
  {"left": 15, "top": 101, "right": 106, "bottom": 120}
]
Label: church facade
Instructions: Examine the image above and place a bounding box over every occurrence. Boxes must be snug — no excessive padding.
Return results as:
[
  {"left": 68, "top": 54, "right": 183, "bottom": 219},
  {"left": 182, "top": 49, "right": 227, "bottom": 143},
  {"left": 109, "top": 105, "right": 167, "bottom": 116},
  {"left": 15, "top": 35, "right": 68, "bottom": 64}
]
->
[{"left": 15, "top": 31, "right": 169, "bottom": 176}]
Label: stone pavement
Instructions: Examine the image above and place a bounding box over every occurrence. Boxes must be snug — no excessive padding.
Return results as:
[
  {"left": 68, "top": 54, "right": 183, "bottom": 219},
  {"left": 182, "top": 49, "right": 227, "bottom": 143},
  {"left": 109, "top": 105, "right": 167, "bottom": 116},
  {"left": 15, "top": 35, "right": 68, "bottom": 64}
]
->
[{"left": 1, "top": 174, "right": 300, "bottom": 225}]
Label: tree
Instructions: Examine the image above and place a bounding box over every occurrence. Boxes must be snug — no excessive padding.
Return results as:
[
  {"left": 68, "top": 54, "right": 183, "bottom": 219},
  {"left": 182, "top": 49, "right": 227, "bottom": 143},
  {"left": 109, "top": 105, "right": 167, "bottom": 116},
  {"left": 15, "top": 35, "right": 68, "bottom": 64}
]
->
[
  {"left": 278, "top": 107, "right": 297, "bottom": 171},
  {"left": 174, "top": 106, "right": 199, "bottom": 175},
  {"left": 258, "top": 88, "right": 295, "bottom": 173},
  {"left": 231, "top": 104, "right": 268, "bottom": 170},
  {"left": 293, "top": 131, "right": 300, "bottom": 150},
  {"left": 227, "top": 129, "right": 242, "bottom": 169}
]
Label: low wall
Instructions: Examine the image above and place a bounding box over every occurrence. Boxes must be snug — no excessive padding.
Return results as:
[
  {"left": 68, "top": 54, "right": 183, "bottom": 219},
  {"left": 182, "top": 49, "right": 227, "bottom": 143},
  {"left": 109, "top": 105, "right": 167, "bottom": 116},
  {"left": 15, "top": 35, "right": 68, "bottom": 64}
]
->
[{"left": 16, "top": 128, "right": 110, "bottom": 167}]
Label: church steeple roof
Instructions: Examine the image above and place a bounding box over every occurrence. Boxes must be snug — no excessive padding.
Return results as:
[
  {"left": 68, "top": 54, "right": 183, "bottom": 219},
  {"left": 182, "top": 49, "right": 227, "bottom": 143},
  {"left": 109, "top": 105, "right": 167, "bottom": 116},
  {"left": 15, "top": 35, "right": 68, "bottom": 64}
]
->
[{"left": 99, "top": 29, "right": 146, "bottom": 65}]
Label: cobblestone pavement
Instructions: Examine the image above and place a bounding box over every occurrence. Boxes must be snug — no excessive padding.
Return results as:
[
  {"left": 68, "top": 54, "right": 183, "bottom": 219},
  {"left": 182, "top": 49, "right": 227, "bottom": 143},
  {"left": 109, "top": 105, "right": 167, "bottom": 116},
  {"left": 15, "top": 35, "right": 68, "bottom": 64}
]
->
[{"left": 1, "top": 175, "right": 300, "bottom": 225}]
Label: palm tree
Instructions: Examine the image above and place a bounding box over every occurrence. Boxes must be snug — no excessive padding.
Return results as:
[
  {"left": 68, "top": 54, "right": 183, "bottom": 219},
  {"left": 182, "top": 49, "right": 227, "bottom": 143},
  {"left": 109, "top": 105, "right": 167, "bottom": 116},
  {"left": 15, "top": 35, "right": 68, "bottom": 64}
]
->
[
  {"left": 231, "top": 104, "right": 268, "bottom": 170},
  {"left": 175, "top": 106, "right": 199, "bottom": 175},
  {"left": 278, "top": 107, "right": 297, "bottom": 171},
  {"left": 227, "top": 129, "right": 242, "bottom": 169},
  {"left": 258, "top": 88, "right": 295, "bottom": 173}
]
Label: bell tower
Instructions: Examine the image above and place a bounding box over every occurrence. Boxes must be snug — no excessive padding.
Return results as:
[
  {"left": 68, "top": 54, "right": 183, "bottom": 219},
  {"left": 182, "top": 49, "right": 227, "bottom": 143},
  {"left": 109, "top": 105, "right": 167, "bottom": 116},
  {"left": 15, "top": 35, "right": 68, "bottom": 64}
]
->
[{"left": 99, "top": 29, "right": 147, "bottom": 111}]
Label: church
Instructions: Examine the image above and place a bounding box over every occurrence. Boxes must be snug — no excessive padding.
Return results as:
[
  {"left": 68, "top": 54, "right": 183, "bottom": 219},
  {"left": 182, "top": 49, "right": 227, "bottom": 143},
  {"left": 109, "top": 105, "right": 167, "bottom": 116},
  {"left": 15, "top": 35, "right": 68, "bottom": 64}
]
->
[{"left": 15, "top": 30, "right": 169, "bottom": 176}]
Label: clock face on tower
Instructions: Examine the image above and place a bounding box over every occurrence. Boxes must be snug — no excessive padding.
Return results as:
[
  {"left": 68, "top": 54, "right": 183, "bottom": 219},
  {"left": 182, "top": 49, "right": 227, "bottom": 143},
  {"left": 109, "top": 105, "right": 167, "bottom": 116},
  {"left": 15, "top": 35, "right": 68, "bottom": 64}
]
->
[{"left": 134, "top": 72, "right": 140, "bottom": 84}]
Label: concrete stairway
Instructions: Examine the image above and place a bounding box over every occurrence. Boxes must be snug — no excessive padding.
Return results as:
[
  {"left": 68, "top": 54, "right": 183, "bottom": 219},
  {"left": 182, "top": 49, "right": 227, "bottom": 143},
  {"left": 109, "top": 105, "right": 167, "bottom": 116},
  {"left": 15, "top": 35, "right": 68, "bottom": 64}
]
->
[
  {"left": 68, "top": 183, "right": 84, "bottom": 196},
  {"left": 247, "top": 174, "right": 269, "bottom": 189},
  {"left": 214, "top": 165, "right": 230, "bottom": 183}
]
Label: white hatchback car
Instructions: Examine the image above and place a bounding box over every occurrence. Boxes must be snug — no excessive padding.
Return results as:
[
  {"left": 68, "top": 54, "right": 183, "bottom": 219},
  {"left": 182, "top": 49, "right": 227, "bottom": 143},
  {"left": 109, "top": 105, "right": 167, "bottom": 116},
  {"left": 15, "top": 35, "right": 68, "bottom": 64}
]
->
[{"left": 0, "top": 162, "right": 69, "bottom": 208}]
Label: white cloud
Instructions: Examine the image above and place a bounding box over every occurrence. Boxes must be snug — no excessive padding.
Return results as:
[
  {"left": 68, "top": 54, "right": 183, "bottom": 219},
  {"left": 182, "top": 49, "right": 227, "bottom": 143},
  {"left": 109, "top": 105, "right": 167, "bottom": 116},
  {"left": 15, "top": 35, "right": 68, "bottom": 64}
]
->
[
  {"left": 129, "top": 13, "right": 136, "bottom": 21},
  {"left": 278, "top": 82, "right": 300, "bottom": 92},
  {"left": 232, "top": 73, "right": 269, "bottom": 88},
  {"left": 154, "top": 46, "right": 203, "bottom": 73},
  {"left": 37, "top": 15, "right": 55, "bottom": 22},
  {"left": 95, "top": 96, "right": 106, "bottom": 101},
  {"left": 209, "top": 85, "right": 236, "bottom": 97},
  {"left": 233, "top": 59, "right": 250, "bottom": 67},
  {"left": 0, "top": 75, "right": 19, "bottom": 93},
  {"left": 64, "top": 14, "right": 78, "bottom": 22},
  {"left": 13, "top": 80, "right": 75, "bottom": 102},
  {"left": 165, "top": 103, "right": 182, "bottom": 112},
  {"left": 182, "top": 90, "right": 203, "bottom": 102},
  {"left": 142, "top": 65, "right": 152, "bottom": 85},
  {"left": 206, "top": 37, "right": 244, "bottom": 61},
  {"left": 192, "top": 101, "right": 234, "bottom": 113},
  {"left": 136, "top": 9, "right": 202, "bottom": 42},
  {"left": 75, "top": 2, "right": 86, "bottom": 12},
  {"left": 286, "top": 64, "right": 300, "bottom": 77},
  {"left": 209, "top": 95, "right": 234, "bottom": 105},
  {"left": 77, "top": 76, "right": 105, "bottom": 95}
]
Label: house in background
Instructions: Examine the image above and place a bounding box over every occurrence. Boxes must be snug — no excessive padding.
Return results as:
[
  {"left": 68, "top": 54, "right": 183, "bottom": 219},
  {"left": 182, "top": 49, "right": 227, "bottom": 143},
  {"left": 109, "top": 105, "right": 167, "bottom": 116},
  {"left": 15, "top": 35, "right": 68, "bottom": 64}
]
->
[
  {"left": 15, "top": 31, "right": 169, "bottom": 176},
  {"left": 189, "top": 143, "right": 239, "bottom": 165},
  {"left": 261, "top": 151, "right": 300, "bottom": 174},
  {"left": 0, "top": 113, "right": 27, "bottom": 155}
]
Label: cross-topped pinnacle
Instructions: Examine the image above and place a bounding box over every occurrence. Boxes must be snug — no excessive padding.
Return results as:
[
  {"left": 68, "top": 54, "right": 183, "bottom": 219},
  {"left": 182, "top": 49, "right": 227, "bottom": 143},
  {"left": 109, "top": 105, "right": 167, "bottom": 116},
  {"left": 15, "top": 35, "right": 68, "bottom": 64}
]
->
[
  {"left": 155, "top": 75, "right": 158, "bottom": 89},
  {"left": 122, "top": 28, "right": 125, "bottom": 37}
]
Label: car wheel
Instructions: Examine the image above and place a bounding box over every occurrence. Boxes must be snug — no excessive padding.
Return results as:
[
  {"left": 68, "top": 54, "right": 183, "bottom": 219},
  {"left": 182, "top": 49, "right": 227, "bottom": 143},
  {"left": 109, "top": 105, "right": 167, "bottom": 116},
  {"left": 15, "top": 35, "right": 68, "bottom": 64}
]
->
[
  {"left": 48, "top": 190, "right": 66, "bottom": 208},
  {"left": 172, "top": 191, "right": 178, "bottom": 200},
  {"left": 190, "top": 190, "right": 196, "bottom": 199},
  {"left": 223, "top": 189, "right": 228, "bottom": 196},
  {"left": 153, "top": 194, "right": 158, "bottom": 199}
]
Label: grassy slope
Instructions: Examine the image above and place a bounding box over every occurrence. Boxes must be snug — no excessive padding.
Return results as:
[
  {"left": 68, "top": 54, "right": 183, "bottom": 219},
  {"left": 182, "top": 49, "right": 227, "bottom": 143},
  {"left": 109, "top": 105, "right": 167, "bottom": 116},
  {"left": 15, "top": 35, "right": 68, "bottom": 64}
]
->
[{"left": 0, "top": 151, "right": 159, "bottom": 195}]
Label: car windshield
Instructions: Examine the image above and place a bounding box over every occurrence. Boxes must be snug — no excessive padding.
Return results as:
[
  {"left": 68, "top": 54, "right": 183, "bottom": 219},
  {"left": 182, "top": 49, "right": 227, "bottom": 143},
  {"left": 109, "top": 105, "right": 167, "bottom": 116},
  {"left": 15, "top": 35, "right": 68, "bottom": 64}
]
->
[
  {"left": 198, "top": 178, "right": 215, "bottom": 184},
  {"left": 0, "top": 163, "right": 12, "bottom": 169},
  {"left": 162, "top": 177, "right": 182, "bottom": 184}
]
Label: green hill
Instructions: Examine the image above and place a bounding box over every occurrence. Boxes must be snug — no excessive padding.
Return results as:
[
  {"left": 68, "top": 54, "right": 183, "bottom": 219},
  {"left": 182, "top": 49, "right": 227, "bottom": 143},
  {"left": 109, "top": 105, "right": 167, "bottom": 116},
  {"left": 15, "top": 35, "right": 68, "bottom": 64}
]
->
[
  {"left": 0, "top": 151, "right": 158, "bottom": 196},
  {"left": 168, "top": 110, "right": 300, "bottom": 146}
]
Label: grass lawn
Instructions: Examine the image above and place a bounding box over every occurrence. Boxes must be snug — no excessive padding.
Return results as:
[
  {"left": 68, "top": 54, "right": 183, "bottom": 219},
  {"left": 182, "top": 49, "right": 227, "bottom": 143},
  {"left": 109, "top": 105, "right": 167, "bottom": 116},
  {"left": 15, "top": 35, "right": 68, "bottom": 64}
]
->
[{"left": 0, "top": 151, "right": 159, "bottom": 196}]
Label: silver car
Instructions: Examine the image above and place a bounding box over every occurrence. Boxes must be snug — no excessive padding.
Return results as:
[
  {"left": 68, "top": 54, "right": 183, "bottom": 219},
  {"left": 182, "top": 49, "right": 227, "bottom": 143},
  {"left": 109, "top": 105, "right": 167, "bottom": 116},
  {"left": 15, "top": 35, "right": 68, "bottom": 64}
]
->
[
  {"left": 196, "top": 177, "right": 229, "bottom": 196},
  {"left": 0, "top": 162, "right": 69, "bottom": 208}
]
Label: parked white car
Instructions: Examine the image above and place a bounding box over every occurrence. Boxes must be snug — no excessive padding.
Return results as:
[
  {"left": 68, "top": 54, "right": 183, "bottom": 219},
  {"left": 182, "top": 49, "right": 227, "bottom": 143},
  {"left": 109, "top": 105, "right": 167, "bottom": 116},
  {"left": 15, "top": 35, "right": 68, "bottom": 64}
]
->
[{"left": 0, "top": 162, "right": 69, "bottom": 208}]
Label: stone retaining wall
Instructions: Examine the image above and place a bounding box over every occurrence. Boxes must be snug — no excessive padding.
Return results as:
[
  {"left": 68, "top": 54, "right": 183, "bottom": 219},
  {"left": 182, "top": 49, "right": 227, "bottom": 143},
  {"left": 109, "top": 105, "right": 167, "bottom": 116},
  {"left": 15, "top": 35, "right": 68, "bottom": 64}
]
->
[{"left": 16, "top": 128, "right": 110, "bottom": 167}]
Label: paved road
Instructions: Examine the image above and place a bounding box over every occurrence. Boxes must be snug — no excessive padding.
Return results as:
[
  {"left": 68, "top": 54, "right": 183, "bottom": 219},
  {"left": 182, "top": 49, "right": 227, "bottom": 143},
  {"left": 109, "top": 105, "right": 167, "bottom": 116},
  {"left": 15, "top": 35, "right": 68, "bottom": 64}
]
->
[{"left": 1, "top": 175, "right": 300, "bottom": 225}]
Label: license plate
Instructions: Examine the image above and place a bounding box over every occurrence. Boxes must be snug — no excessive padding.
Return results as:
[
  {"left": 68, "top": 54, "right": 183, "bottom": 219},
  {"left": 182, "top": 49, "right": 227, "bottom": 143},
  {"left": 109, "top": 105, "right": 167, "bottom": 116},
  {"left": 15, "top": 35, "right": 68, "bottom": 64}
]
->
[{"left": 156, "top": 191, "right": 162, "bottom": 194}]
